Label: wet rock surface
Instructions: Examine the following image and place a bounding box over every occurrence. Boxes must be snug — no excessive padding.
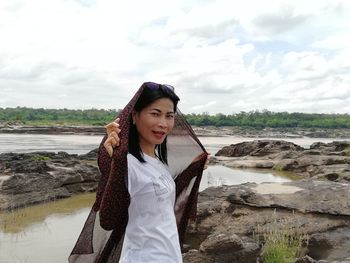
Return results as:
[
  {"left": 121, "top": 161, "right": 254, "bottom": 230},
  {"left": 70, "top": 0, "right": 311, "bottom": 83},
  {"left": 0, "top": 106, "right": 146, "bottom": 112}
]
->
[
  {"left": 214, "top": 140, "right": 350, "bottom": 183},
  {"left": 0, "top": 150, "right": 99, "bottom": 210},
  {"left": 183, "top": 180, "right": 350, "bottom": 263},
  {"left": 216, "top": 140, "right": 304, "bottom": 157}
]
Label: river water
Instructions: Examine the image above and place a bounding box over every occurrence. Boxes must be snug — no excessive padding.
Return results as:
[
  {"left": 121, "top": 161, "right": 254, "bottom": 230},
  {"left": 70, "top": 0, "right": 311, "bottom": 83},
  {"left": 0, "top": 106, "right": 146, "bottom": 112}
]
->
[{"left": 0, "top": 134, "right": 345, "bottom": 263}]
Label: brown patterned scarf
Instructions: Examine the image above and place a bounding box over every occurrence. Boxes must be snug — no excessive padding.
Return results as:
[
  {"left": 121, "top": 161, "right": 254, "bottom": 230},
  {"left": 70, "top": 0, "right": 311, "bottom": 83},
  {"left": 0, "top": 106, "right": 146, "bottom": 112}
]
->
[{"left": 69, "top": 82, "right": 208, "bottom": 263}]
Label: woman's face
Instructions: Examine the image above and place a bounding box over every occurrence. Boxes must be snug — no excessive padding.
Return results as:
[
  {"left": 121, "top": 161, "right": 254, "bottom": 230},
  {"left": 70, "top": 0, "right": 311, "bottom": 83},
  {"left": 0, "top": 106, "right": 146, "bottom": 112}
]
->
[{"left": 132, "top": 98, "right": 175, "bottom": 154}]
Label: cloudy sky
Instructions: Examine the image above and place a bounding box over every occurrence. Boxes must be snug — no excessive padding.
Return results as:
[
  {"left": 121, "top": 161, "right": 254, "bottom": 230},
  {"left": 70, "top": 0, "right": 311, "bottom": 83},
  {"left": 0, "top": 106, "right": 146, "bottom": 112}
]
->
[{"left": 0, "top": 0, "right": 349, "bottom": 114}]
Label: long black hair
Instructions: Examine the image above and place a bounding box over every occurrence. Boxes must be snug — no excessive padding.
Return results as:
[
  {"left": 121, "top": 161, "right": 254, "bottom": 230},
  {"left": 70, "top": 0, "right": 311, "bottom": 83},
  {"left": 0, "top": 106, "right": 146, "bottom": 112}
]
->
[{"left": 128, "top": 82, "right": 180, "bottom": 164}]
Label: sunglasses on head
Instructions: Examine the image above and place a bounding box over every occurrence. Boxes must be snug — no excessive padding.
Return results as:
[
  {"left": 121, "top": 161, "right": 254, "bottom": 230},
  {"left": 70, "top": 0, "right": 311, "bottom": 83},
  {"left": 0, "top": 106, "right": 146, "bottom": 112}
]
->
[{"left": 145, "top": 82, "right": 175, "bottom": 92}]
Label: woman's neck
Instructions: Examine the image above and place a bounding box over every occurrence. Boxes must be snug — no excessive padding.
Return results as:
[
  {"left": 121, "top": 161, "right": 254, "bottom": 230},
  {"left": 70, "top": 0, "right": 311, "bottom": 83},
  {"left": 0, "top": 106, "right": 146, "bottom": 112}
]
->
[{"left": 140, "top": 143, "right": 156, "bottom": 157}]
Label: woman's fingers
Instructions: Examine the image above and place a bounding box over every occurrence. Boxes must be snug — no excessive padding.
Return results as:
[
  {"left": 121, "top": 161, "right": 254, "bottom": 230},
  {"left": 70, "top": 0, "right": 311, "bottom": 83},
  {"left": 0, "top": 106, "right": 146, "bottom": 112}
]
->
[
  {"left": 106, "top": 136, "right": 119, "bottom": 147},
  {"left": 103, "top": 130, "right": 121, "bottom": 157},
  {"left": 109, "top": 134, "right": 120, "bottom": 147},
  {"left": 105, "top": 118, "right": 120, "bottom": 135},
  {"left": 103, "top": 140, "right": 113, "bottom": 157},
  {"left": 110, "top": 131, "right": 120, "bottom": 146},
  {"left": 105, "top": 123, "right": 120, "bottom": 135},
  {"left": 103, "top": 118, "right": 122, "bottom": 157}
]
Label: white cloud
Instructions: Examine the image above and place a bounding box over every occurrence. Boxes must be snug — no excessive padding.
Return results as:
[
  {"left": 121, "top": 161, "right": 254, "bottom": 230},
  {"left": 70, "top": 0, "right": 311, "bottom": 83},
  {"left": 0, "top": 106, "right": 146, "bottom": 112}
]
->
[
  {"left": 312, "top": 33, "right": 350, "bottom": 50},
  {"left": 191, "top": 101, "right": 216, "bottom": 110},
  {"left": 0, "top": 0, "right": 349, "bottom": 114}
]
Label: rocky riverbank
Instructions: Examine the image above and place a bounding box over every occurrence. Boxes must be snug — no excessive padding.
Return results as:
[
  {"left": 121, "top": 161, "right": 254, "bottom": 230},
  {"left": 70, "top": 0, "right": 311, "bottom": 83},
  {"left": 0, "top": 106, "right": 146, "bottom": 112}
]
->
[
  {"left": 1, "top": 123, "right": 350, "bottom": 138},
  {"left": 188, "top": 139, "right": 350, "bottom": 262},
  {"left": 213, "top": 140, "right": 350, "bottom": 183},
  {"left": 1, "top": 139, "right": 350, "bottom": 262},
  {"left": 0, "top": 150, "right": 99, "bottom": 210},
  {"left": 183, "top": 180, "right": 350, "bottom": 262}
]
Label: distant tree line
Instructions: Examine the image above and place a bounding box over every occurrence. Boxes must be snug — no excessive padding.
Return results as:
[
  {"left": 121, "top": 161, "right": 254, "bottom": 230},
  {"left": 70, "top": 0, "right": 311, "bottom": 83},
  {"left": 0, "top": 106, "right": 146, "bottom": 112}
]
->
[
  {"left": 185, "top": 111, "right": 350, "bottom": 129},
  {"left": 1, "top": 107, "right": 350, "bottom": 128},
  {"left": 0, "top": 107, "right": 120, "bottom": 126}
]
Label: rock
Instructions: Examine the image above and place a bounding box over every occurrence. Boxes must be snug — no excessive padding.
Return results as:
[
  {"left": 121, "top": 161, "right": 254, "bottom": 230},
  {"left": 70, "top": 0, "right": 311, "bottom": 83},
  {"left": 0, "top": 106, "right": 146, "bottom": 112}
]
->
[
  {"left": 224, "top": 180, "right": 350, "bottom": 216},
  {"left": 183, "top": 249, "right": 209, "bottom": 263},
  {"left": 199, "top": 231, "right": 244, "bottom": 253},
  {"left": 215, "top": 140, "right": 350, "bottom": 183},
  {"left": 182, "top": 243, "right": 191, "bottom": 253},
  {"left": 310, "top": 141, "right": 350, "bottom": 153},
  {"left": 216, "top": 140, "right": 304, "bottom": 157},
  {"left": 307, "top": 228, "right": 350, "bottom": 261},
  {"left": 187, "top": 181, "right": 350, "bottom": 262},
  {"left": 308, "top": 233, "right": 334, "bottom": 260},
  {"left": 294, "top": 255, "right": 317, "bottom": 263},
  {"left": 0, "top": 150, "right": 100, "bottom": 210},
  {"left": 183, "top": 234, "right": 260, "bottom": 263},
  {"left": 80, "top": 148, "right": 99, "bottom": 159},
  {"left": 1, "top": 172, "right": 57, "bottom": 194},
  {"left": 0, "top": 188, "right": 71, "bottom": 210}
]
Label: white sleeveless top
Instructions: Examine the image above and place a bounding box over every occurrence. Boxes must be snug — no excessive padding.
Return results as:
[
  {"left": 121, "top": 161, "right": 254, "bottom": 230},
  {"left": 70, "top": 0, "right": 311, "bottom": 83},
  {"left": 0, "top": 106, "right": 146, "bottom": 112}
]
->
[{"left": 119, "top": 153, "right": 183, "bottom": 263}]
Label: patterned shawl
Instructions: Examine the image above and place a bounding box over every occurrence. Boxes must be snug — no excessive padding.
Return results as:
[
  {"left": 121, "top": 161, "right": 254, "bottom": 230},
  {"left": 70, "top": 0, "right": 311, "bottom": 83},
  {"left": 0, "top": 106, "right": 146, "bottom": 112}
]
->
[{"left": 69, "top": 82, "right": 208, "bottom": 263}]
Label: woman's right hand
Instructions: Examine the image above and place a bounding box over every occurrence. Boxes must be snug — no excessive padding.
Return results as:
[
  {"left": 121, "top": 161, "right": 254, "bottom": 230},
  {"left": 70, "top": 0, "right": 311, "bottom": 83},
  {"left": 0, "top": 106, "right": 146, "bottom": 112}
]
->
[{"left": 103, "top": 118, "right": 121, "bottom": 157}]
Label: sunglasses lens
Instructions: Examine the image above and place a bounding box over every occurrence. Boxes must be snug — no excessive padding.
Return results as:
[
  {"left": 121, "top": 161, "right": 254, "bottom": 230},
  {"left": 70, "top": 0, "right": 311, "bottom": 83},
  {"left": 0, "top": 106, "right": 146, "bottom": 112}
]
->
[
  {"left": 162, "top": 84, "right": 175, "bottom": 92},
  {"left": 145, "top": 82, "right": 175, "bottom": 92},
  {"left": 146, "top": 82, "right": 160, "bottom": 90}
]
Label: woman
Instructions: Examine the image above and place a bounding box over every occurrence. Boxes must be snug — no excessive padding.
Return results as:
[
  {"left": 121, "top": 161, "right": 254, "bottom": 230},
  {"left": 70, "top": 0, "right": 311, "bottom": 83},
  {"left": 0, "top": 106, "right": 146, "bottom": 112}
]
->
[{"left": 69, "top": 82, "right": 208, "bottom": 263}]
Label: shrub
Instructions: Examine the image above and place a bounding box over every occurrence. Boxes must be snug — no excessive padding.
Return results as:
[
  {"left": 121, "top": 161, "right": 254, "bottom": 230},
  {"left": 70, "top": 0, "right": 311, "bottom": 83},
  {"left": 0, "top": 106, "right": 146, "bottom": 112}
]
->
[
  {"left": 261, "top": 227, "right": 304, "bottom": 263},
  {"left": 257, "top": 210, "right": 308, "bottom": 263}
]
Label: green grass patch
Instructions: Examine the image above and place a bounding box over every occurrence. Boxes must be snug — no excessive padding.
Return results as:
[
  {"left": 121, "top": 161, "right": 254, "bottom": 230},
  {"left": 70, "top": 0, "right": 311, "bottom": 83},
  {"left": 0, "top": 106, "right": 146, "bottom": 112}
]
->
[
  {"left": 273, "top": 164, "right": 284, "bottom": 172},
  {"left": 29, "top": 155, "right": 52, "bottom": 161},
  {"left": 257, "top": 211, "right": 308, "bottom": 263},
  {"left": 261, "top": 229, "right": 305, "bottom": 263}
]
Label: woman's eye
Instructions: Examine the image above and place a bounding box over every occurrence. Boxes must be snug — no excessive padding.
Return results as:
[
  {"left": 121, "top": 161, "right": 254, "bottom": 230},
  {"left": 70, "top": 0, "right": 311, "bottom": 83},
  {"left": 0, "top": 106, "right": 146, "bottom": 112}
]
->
[
  {"left": 167, "top": 115, "right": 174, "bottom": 119},
  {"left": 151, "top": 112, "right": 159, "bottom": 116}
]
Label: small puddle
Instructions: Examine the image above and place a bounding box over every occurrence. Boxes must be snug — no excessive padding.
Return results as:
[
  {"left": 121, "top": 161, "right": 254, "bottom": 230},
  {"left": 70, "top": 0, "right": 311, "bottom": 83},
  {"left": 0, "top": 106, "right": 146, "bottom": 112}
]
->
[{"left": 201, "top": 165, "right": 294, "bottom": 191}]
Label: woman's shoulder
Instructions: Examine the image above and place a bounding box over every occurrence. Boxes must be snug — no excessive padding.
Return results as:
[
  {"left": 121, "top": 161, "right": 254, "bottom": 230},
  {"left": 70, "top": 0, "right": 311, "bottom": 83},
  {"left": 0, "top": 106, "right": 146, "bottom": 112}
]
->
[
  {"left": 127, "top": 153, "right": 150, "bottom": 173},
  {"left": 127, "top": 153, "right": 167, "bottom": 174},
  {"left": 127, "top": 153, "right": 141, "bottom": 167}
]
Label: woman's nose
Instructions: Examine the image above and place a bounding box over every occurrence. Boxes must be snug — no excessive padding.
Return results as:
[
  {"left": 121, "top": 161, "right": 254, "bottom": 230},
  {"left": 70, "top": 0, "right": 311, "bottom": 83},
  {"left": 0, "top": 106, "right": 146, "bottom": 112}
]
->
[{"left": 158, "top": 117, "right": 167, "bottom": 128}]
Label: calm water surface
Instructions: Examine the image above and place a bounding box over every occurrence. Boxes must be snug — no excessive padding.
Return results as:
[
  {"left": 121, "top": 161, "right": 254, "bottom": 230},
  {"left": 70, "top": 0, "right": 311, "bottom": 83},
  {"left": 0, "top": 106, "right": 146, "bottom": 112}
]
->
[
  {"left": 0, "top": 133, "right": 344, "bottom": 155},
  {"left": 0, "top": 134, "right": 346, "bottom": 263}
]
